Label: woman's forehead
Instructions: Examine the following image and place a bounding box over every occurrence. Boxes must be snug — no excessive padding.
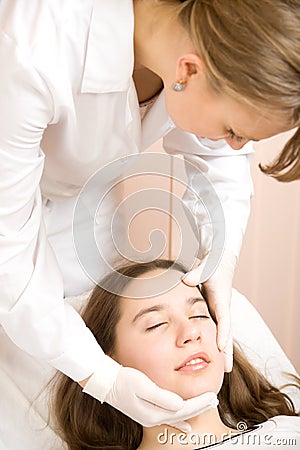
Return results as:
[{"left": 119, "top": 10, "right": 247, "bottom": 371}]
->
[
  {"left": 120, "top": 269, "right": 202, "bottom": 306},
  {"left": 121, "top": 269, "right": 179, "bottom": 295}
]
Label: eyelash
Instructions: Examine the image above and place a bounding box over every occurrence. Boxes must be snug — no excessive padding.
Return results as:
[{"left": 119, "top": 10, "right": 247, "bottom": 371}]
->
[
  {"left": 145, "top": 315, "right": 210, "bottom": 332},
  {"left": 227, "top": 129, "right": 245, "bottom": 143}
]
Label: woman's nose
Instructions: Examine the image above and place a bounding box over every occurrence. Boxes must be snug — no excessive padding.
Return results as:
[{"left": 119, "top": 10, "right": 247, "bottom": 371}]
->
[{"left": 176, "top": 320, "right": 201, "bottom": 347}]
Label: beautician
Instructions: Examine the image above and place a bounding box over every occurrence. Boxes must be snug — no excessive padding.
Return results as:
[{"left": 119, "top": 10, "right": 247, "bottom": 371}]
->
[{"left": 0, "top": 0, "right": 299, "bottom": 431}]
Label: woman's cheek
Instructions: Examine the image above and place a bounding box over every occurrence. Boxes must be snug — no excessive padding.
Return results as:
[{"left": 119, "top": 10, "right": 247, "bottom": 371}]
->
[
  {"left": 135, "top": 339, "right": 172, "bottom": 381},
  {"left": 113, "top": 329, "right": 146, "bottom": 367}
]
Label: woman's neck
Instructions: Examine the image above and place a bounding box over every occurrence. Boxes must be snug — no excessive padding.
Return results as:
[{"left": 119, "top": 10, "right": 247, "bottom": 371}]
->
[
  {"left": 138, "top": 408, "right": 237, "bottom": 450},
  {"left": 133, "top": 0, "right": 194, "bottom": 78}
]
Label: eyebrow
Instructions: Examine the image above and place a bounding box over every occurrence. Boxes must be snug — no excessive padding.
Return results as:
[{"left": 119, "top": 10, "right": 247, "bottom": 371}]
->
[{"left": 131, "top": 297, "right": 205, "bottom": 324}]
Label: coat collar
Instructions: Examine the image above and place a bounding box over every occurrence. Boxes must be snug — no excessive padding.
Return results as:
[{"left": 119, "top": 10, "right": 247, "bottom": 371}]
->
[{"left": 81, "top": 0, "right": 134, "bottom": 93}]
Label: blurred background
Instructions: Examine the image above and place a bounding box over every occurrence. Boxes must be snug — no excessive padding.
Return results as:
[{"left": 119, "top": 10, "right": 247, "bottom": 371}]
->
[
  {"left": 234, "top": 131, "right": 300, "bottom": 374},
  {"left": 121, "top": 130, "right": 300, "bottom": 373}
]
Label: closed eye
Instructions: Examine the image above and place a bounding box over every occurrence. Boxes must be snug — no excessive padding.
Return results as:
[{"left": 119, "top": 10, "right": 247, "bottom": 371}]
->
[
  {"left": 146, "top": 315, "right": 210, "bottom": 331},
  {"left": 189, "top": 315, "right": 210, "bottom": 320},
  {"left": 146, "top": 322, "right": 167, "bottom": 332},
  {"left": 227, "top": 129, "right": 245, "bottom": 143}
]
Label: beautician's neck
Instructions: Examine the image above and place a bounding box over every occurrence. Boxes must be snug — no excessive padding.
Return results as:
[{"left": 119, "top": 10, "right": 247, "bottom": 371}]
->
[
  {"left": 138, "top": 408, "right": 235, "bottom": 450},
  {"left": 133, "top": 0, "right": 194, "bottom": 78}
]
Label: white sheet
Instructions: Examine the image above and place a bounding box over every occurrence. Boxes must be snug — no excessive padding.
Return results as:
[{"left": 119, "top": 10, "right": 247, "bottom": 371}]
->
[{"left": 0, "top": 289, "right": 298, "bottom": 450}]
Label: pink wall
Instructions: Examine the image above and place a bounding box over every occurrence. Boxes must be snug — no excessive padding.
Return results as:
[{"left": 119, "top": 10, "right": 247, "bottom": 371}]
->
[
  {"left": 122, "top": 131, "right": 300, "bottom": 373},
  {"left": 234, "top": 130, "right": 300, "bottom": 373}
]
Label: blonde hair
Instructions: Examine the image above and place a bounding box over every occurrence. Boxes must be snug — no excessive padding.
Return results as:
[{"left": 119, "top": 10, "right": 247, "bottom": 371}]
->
[{"left": 166, "top": 0, "right": 300, "bottom": 181}]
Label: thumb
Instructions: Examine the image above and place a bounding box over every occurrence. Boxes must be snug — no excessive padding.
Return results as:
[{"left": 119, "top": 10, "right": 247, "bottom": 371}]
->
[
  {"left": 182, "top": 251, "right": 218, "bottom": 286},
  {"left": 182, "top": 264, "right": 204, "bottom": 286},
  {"left": 210, "top": 293, "right": 231, "bottom": 351}
]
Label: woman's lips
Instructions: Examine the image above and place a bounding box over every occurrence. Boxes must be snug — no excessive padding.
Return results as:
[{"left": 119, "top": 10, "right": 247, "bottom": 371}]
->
[{"left": 175, "top": 352, "right": 210, "bottom": 373}]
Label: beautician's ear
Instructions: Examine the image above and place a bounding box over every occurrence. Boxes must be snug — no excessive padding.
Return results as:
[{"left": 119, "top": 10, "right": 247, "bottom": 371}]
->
[{"left": 176, "top": 53, "right": 205, "bottom": 82}]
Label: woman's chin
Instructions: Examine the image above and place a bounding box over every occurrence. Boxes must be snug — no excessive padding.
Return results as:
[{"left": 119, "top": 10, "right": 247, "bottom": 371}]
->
[
  {"left": 176, "top": 384, "right": 219, "bottom": 401},
  {"left": 178, "top": 388, "right": 207, "bottom": 401}
]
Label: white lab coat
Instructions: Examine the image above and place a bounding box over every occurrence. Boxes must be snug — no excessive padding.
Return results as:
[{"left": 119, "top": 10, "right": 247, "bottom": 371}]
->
[{"left": 0, "top": 0, "right": 253, "bottom": 381}]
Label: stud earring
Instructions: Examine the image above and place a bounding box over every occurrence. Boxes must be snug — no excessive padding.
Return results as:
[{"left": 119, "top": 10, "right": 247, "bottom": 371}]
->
[{"left": 172, "top": 80, "right": 186, "bottom": 92}]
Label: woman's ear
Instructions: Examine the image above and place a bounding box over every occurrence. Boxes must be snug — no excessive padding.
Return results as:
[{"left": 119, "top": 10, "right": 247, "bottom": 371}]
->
[{"left": 175, "top": 53, "right": 206, "bottom": 83}]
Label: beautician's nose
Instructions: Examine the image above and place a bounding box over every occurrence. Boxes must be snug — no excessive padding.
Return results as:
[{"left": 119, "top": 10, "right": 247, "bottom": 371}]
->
[
  {"left": 225, "top": 137, "right": 249, "bottom": 150},
  {"left": 176, "top": 319, "right": 201, "bottom": 347}
]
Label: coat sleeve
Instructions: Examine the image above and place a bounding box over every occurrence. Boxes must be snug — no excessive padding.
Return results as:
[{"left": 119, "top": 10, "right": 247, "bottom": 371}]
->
[
  {"left": 163, "top": 127, "right": 254, "bottom": 259},
  {"left": 0, "top": 32, "right": 104, "bottom": 381}
]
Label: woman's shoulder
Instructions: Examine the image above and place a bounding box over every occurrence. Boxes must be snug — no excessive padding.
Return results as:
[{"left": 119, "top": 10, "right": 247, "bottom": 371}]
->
[
  {"left": 227, "top": 416, "right": 300, "bottom": 449},
  {"left": 195, "top": 416, "right": 300, "bottom": 450},
  {"left": 260, "top": 414, "right": 300, "bottom": 432}
]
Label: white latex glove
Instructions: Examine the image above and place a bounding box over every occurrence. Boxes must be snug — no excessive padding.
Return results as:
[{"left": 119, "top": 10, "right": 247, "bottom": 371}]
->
[
  {"left": 83, "top": 355, "right": 218, "bottom": 432},
  {"left": 182, "top": 249, "right": 237, "bottom": 373}
]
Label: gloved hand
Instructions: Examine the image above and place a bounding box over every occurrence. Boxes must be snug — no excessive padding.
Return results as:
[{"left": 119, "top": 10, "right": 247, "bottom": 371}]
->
[
  {"left": 82, "top": 355, "right": 218, "bottom": 432},
  {"left": 182, "top": 248, "right": 237, "bottom": 373}
]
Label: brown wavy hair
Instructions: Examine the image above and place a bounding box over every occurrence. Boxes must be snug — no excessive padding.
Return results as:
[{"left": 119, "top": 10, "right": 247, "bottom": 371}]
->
[
  {"left": 163, "top": 0, "right": 300, "bottom": 181},
  {"left": 51, "top": 259, "right": 299, "bottom": 450}
]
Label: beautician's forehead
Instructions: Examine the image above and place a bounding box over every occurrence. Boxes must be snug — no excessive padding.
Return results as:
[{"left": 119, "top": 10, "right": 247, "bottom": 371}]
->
[{"left": 226, "top": 97, "right": 292, "bottom": 140}]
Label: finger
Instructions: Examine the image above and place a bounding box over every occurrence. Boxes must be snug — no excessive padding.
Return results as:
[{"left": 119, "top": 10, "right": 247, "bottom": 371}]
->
[
  {"left": 169, "top": 421, "right": 192, "bottom": 433},
  {"left": 213, "top": 301, "right": 231, "bottom": 351},
  {"left": 181, "top": 267, "right": 202, "bottom": 286},
  {"left": 169, "top": 392, "right": 219, "bottom": 422},
  {"left": 182, "top": 392, "right": 219, "bottom": 415},
  {"left": 138, "top": 378, "right": 184, "bottom": 412},
  {"left": 223, "top": 335, "right": 233, "bottom": 373}
]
